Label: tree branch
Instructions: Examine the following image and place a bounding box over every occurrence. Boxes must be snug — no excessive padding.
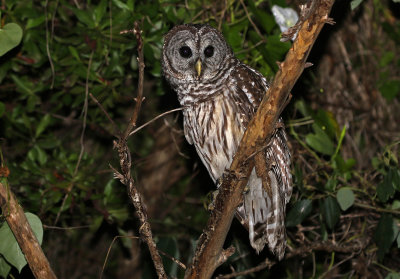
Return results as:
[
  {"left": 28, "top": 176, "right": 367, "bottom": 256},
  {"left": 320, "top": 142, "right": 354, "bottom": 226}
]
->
[
  {"left": 0, "top": 180, "right": 57, "bottom": 279},
  {"left": 184, "top": 1, "right": 336, "bottom": 278},
  {"left": 112, "top": 21, "right": 167, "bottom": 278}
]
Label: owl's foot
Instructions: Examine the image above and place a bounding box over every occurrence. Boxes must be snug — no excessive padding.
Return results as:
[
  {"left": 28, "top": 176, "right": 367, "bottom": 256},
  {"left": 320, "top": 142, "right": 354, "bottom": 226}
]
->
[
  {"left": 217, "top": 170, "right": 250, "bottom": 196},
  {"left": 205, "top": 189, "right": 219, "bottom": 211},
  {"left": 216, "top": 175, "right": 224, "bottom": 188},
  {"left": 218, "top": 169, "right": 248, "bottom": 186}
]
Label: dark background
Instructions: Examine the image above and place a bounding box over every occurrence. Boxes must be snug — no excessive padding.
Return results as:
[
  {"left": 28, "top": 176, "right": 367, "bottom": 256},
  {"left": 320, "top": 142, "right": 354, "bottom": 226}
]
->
[{"left": 1, "top": 0, "right": 399, "bottom": 278}]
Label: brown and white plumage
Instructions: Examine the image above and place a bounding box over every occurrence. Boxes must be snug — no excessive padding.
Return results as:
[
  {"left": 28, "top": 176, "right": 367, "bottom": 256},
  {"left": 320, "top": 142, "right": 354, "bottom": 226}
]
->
[{"left": 162, "top": 24, "right": 292, "bottom": 259}]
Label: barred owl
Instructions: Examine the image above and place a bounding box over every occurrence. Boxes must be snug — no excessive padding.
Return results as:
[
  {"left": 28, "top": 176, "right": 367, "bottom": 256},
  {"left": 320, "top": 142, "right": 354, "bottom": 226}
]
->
[{"left": 162, "top": 24, "right": 292, "bottom": 259}]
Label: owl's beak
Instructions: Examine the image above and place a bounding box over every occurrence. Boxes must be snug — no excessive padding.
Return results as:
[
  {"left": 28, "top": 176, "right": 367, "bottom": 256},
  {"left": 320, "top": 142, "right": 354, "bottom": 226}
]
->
[{"left": 195, "top": 59, "right": 202, "bottom": 77}]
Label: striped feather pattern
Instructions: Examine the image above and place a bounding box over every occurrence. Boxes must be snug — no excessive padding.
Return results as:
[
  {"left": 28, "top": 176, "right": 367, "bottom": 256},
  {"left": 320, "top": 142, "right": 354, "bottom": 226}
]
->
[{"left": 162, "top": 24, "right": 292, "bottom": 260}]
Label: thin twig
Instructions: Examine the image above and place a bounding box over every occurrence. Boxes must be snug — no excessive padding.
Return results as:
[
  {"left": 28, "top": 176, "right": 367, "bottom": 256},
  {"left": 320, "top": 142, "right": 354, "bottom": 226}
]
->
[
  {"left": 239, "top": 0, "right": 264, "bottom": 40},
  {"left": 318, "top": 253, "right": 355, "bottom": 279},
  {"left": 114, "top": 21, "right": 167, "bottom": 278},
  {"left": 129, "top": 107, "right": 183, "bottom": 136},
  {"left": 216, "top": 258, "right": 275, "bottom": 279},
  {"left": 158, "top": 249, "right": 187, "bottom": 270},
  {"left": 100, "top": 235, "right": 140, "bottom": 279},
  {"left": 89, "top": 93, "right": 120, "bottom": 136},
  {"left": 92, "top": 21, "right": 167, "bottom": 276},
  {"left": 42, "top": 225, "right": 90, "bottom": 230},
  {"left": 123, "top": 21, "right": 145, "bottom": 140}
]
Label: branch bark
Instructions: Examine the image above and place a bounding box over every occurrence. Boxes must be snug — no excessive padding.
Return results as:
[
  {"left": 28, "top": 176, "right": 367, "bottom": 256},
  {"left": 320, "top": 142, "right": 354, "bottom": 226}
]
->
[
  {"left": 0, "top": 181, "right": 57, "bottom": 279},
  {"left": 112, "top": 21, "right": 167, "bottom": 278},
  {"left": 184, "top": 1, "right": 336, "bottom": 278}
]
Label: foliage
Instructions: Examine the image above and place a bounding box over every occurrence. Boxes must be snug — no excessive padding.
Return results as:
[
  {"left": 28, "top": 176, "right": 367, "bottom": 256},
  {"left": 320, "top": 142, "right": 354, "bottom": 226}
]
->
[
  {"left": 0, "top": 212, "right": 43, "bottom": 275},
  {"left": 0, "top": 0, "right": 399, "bottom": 278}
]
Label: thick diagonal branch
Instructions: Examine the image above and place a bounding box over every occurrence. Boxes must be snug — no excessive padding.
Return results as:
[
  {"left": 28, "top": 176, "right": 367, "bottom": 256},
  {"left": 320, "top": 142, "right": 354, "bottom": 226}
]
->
[
  {"left": 185, "top": 1, "right": 335, "bottom": 278},
  {"left": 0, "top": 181, "right": 57, "bottom": 279}
]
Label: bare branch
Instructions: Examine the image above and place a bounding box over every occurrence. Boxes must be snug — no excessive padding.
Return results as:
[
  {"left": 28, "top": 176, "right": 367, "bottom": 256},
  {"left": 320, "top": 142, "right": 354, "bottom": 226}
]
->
[
  {"left": 184, "top": 1, "right": 336, "bottom": 278},
  {"left": 123, "top": 21, "right": 145, "bottom": 140},
  {"left": 89, "top": 93, "right": 120, "bottom": 136},
  {"left": 113, "top": 21, "right": 167, "bottom": 278},
  {"left": 129, "top": 107, "right": 183, "bottom": 136},
  {"left": 0, "top": 181, "right": 57, "bottom": 279},
  {"left": 100, "top": 235, "right": 140, "bottom": 279}
]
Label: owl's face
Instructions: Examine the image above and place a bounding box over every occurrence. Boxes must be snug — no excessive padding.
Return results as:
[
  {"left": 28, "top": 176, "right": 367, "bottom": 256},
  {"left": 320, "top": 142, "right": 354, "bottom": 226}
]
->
[{"left": 162, "top": 25, "right": 232, "bottom": 86}]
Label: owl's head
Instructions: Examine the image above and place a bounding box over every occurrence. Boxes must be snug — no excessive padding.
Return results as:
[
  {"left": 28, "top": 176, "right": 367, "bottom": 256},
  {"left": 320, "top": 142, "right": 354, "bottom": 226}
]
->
[{"left": 162, "top": 24, "right": 233, "bottom": 87}]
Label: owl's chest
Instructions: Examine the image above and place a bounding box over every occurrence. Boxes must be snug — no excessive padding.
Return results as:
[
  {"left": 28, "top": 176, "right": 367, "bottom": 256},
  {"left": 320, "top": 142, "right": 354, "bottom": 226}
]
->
[{"left": 183, "top": 96, "right": 245, "bottom": 181}]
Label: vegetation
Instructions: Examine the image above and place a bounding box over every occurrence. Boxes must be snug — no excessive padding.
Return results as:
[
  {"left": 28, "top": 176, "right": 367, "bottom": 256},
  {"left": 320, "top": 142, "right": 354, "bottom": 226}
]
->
[{"left": 0, "top": 0, "right": 399, "bottom": 278}]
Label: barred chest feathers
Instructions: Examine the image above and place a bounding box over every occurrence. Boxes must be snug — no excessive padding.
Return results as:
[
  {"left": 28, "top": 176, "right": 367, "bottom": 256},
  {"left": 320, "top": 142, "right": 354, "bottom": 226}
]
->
[
  {"left": 161, "top": 24, "right": 292, "bottom": 260},
  {"left": 181, "top": 92, "right": 245, "bottom": 182}
]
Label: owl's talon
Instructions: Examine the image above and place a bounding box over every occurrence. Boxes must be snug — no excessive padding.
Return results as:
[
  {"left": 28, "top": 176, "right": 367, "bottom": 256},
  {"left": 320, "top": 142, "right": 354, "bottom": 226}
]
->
[
  {"left": 216, "top": 176, "right": 224, "bottom": 188},
  {"left": 205, "top": 189, "right": 219, "bottom": 211},
  {"left": 220, "top": 169, "right": 247, "bottom": 183}
]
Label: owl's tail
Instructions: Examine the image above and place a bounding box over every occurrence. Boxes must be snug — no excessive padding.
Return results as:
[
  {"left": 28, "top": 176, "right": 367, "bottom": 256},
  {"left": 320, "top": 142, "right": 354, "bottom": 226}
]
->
[
  {"left": 235, "top": 129, "right": 292, "bottom": 260},
  {"left": 236, "top": 170, "right": 285, "bottom": 259}
]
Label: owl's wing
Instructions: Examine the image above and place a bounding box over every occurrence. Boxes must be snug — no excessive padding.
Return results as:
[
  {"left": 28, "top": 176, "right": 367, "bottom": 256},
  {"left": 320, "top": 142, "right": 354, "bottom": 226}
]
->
[
  {"left": 230, "top": 62, "right": 292, "bottom": 259},
  {"left": 182, "top": 110, "right": 194, "bottom": 145},
  {"left": 228, "top": 63, "right": 266, "bottom": 125}
]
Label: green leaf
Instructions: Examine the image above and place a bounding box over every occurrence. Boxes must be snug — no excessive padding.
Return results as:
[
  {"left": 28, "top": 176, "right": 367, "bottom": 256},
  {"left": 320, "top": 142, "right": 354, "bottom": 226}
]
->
[
  {"left": 336, "top": 188, "right": 355, "bottom": 211},
  {"left": 379, "top": 80, "right": 400, "bottom": 101},
  {"left": 331, "top": 125, "right": 346, "bottom": 162},
  {"left": 108, "top": 207, "right": 129, "bottom": 224},
  {"left": 10, "top": 75, "right": 34, "bottom": 95},
  {"left": 26, "top": 15, "right": 46, "bottom": 29},
  {"left": 112, "top": 0, "right": 133, "bottom": 11},
  {"left": 350, "top": 0, "right": 363, "bottom": 10},
  {"left": 0, "top": 213, "right": 43, "bottom": 272},
  {"left": 391, "top": 168, "right": 400, "bottom": 191},
  {"left": 0, "top": 102, "right": 5, "bottom": 117},
  {"left": 294, "top": 100, "right": 309, "bottom": 117},
  {"left": 0, "top": 256, "right": 11, "bottom": 279},
  {"left": 397, "top": 233, "right": 400, "bottom": 248},
  {"left": 94, "top": 0, "right": 108, "bottom": 25},
  {"left": 286, "top": 199, "right": 313, "bottom": 227},
  {"left": 322, "top": 196, "right": 340, "bottom": 229},
  {"left": 391, "top": 200, "right": 400, "bottom": 210},
  {"left": 333, "top": 155, "right": 355, "bottom": 174},
  {"left": 0, "top": 23, "right": 23, "bottom": 56},
  {"left": 314, "top": 109, "right": 339, "bottom": 139},
  {"left": 222, "top": 21, "right": 248, "bottom": 53},
  {"left": 305, "top": 124, "right": 335, "bottom": 155},
  {"left": 157, "top": 237, "right": 180, "bottom": 277},
  {"left": 380, "top": 51, "right": 395, "bottom": 67},
  {"left": 90, "top": 216, "right": 104, "bottom": 233},
  {"left": 374, "top": 214, "right": 399, "bottom": 261},
  {"left": 68, "top": 46, "right": 82, "bottom": 62},
  {"left": 35, "top": 114, "right": 52, "bottom": 138},
  {"left": 377, "top": 171, "right": 396, "bottom": 202},
  {"left": 325, "top": 178, "right": 337, "bottom": 192},
  {"left": 247, "top": 1, "right": 275, "bottom": 33},
  {"left": 72, "top": 8, "right": 95, "bottom": 28},
  {"left": 255, "top": 33, "right": 290, "bottom": 72},
  {"left": 385, "top": 273, "right": 400, "bottom": 279},
  {"left": 27, "top": 145, "right": 48, "bottom": 166}
]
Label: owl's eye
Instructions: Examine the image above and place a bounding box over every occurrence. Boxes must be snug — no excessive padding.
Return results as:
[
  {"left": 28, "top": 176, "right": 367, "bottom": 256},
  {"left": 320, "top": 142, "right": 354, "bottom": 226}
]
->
[
  {"left": 179, "top": 46, "right": 192, "bottom": 58},
  {"left": 204, "top": 45, "right": 214, "bottom": 58}
]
